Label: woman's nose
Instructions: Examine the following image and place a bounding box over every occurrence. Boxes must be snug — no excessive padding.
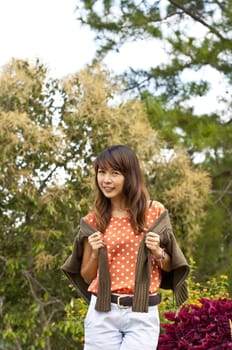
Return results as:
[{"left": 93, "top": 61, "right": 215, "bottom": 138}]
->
[{"left": 103, "top": 173, "right": 112, "bottom": 182}]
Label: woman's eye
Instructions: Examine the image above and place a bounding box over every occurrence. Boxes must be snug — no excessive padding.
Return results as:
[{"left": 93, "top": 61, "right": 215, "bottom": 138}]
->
[{"left": 98, "top": 169, "right": 105, "bottom": 174}]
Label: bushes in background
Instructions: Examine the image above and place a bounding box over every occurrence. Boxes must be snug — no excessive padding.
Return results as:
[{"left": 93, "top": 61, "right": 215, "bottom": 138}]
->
[{"left": 158, "top": 298, "right": 232, "bottom": 350}]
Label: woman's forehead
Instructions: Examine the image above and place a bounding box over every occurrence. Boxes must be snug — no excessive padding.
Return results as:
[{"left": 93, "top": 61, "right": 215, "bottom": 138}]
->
[
  {"left": 98, "top": 164, "right": 119, "bottom": 171},
  {"left": 97, "top": 158, "right": 120, "bottom": 169}
]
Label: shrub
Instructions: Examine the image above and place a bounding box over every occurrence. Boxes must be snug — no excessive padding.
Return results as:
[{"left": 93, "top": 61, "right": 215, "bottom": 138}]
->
[
  {"left": 158, "top": 298, "right": 232, "bottom": 349},
  {"left": 159, "top": 260, "right": 230, "bottom": 325}
]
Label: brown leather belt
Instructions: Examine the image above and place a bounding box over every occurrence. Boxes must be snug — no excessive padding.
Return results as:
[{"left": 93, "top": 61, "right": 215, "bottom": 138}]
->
[{"left": 110, "top": 294, "right": 161, "bottom": 308}]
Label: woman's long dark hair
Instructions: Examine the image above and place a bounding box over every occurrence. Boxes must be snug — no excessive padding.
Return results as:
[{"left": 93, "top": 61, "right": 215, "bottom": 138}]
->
[{"left": 93, "top": 145, "right": 149, "bottom": 234}]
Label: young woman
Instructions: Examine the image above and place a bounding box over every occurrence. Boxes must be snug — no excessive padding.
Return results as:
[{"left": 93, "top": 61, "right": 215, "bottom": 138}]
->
[{"left": 62, "top": 145, "right": 190, "bottom": 350}]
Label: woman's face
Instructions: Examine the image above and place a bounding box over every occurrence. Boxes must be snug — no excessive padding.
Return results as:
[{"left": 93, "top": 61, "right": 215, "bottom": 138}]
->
[{"left": 97, "top": 167, "right": 125, "bottom": 202}]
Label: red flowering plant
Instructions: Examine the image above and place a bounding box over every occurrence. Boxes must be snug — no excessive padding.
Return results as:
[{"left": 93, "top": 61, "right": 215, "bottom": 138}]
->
[{"left": 158, "top": 298, "right": 232, "bottom": 350}]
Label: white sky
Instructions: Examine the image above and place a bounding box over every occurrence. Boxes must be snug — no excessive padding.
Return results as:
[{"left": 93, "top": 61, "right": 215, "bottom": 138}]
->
[
  {"left": 0, "top": 0, "right": 227, "bottom": 115},
  {"left": 0, "top": 0, "right": 165, "bottom": 78},
  {"left": 0, "top": 0, "right": 95, "bottom": 77}
]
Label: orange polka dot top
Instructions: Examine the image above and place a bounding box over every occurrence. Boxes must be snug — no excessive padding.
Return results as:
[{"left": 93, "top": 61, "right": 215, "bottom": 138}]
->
[{"left": 84, "top": 200, "right": 165, "bottom": 295}]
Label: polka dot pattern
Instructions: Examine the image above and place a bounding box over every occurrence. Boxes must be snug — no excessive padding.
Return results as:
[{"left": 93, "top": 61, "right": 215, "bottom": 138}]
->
[{"left": 84, "top": 201, "right": 165, "bottom": 295}]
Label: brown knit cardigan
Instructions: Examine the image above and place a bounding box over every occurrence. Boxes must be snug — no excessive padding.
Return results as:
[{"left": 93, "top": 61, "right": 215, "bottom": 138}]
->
[{"left": 61, "top": 209, "right": 190, "bottom": 313}]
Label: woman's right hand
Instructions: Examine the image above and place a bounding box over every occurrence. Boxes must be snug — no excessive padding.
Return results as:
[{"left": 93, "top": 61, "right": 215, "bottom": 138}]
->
[{"left": 81, "top": 231, "right": 104, "bottom": 284}]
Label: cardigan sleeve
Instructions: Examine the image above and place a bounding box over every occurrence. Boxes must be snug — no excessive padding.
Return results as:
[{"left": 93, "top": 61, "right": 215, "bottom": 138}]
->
[
  {"left": 148, "top": 210, "right": 190, "bottom": 307},
  {"left": 61, "top": 219, "right": 97, "bottom": 304},
  {"left": 160, "top": 227, "right": 190, "bottom": 306}
]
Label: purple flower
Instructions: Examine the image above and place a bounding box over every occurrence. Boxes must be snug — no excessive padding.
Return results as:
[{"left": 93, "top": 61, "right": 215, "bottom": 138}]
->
[{"left": 158, "top": 298, "right": 232, "bottom": 349}]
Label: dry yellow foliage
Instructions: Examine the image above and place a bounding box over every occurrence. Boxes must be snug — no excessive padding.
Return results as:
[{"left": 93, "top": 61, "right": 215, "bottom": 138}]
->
[{"left": 34, "top": 251, "right": 56, "bottom": 271}]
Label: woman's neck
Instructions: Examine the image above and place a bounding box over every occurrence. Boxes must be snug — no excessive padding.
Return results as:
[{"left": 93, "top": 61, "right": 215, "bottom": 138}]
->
[
  {"left": 111, "top": 200, "right": 129, "bottom": 217},
  {"left": 111, "top": 199, "right": 127, "bottom": 211}
]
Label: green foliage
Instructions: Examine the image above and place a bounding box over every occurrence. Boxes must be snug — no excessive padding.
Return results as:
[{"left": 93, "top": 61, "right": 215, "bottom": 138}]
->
[
  {"left": 0, "top": 59, "right": 90, "bottom": 349},
  {"left": 55, "top": 297, "right": 87, "bottom": 349},
  {"left": 145, "top": 150, "right": 211, "bottom": 256},
  {"left": 75, "top": 1, "right": 232, "bottom": 101},
  {"left": 77, "top": 1, "right": 163, "bottom": 57},
  {"left": 143, "top": 92, "right": 232, "bottom": 287}
]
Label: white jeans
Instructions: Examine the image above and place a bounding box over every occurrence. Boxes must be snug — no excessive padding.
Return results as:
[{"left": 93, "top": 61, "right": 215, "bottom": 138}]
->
[{"left": 84, "top": 294, "right": 160, "bottom": 350}]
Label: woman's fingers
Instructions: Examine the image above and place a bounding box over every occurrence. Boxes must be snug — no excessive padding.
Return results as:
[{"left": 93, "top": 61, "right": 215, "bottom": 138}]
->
[
  {"left": 145, "top": 232, "right": 161, "bottom": 255},
  {"left": 88, "top": 231, "right": 105, "bottom": 250}
]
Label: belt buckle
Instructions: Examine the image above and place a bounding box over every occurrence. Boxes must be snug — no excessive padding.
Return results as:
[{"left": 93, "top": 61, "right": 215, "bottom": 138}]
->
[{"left": 117, "top": 296, "right": 129, "bottom": 309}]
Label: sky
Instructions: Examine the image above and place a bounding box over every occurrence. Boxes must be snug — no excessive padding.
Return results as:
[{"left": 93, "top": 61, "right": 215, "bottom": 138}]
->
[
  {"left": 0, "top": 0, "right": 165, "bottom": 78},
  {"left": 0, "top": 0, "right": 95, "bottom": 77},
  {"left": 0, "top": 0, "right": 227, "bottom": 115}
]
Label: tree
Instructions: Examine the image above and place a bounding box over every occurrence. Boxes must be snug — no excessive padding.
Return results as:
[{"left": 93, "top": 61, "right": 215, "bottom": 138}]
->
[
  {"left": 0, "top": 59, "right": 89, "bottom": 349},
  {"left": 0, "top": 59, "right": 210, "bottom": 349},
  {"left": 75, "top": 0, "right": 232, "bottom": 289},
  {"left": 76, "top": 1, "right": 231, "bottom": 103}
]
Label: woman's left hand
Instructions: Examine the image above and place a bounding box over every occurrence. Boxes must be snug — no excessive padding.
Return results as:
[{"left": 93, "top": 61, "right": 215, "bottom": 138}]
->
[{"left": 145, "top": 231, "right": 163, "bottom": 259}]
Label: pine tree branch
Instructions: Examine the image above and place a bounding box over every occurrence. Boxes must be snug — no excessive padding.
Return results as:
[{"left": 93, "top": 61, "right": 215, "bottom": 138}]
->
[
  {"left": 168, "top": 0, "right": 226, "bottom": 40},
  {"left": 214, "top": 0, "right": 227, "bottom": 11},
  {"left": 214, "top": 179, "right": 232, "bottom": 204}
]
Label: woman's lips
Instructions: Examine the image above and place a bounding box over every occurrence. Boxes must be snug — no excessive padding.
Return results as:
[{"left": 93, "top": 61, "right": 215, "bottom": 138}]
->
[{"left": 103, "top": 187, "right": 114, "bottom": 192}]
